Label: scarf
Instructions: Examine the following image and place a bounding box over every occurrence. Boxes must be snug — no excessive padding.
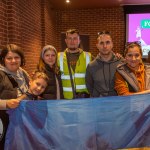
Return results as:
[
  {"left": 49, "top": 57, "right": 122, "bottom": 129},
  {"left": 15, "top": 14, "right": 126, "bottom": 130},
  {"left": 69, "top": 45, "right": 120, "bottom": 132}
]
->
[{"left": 0, "top": 65, "right": 29, "bottom": 97}]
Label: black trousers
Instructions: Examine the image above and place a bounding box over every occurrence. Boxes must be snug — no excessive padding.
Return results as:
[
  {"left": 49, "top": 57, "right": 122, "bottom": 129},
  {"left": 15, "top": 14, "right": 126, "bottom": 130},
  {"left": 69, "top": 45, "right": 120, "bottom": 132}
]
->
[{"left": 0, "top": 111, "right": 9, "bottom": 150}]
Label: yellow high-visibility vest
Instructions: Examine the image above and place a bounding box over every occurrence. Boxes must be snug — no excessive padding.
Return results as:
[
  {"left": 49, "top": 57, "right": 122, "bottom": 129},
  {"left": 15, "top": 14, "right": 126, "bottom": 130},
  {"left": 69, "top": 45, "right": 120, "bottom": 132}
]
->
[{"left": 58, "top": 50, "right": 91, "bottom": 99}]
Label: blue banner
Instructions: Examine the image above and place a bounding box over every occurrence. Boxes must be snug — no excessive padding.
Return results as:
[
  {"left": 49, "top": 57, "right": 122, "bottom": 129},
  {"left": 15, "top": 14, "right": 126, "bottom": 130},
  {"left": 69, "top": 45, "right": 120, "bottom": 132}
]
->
[{"left": 5, "top": 94, "right": 150, "bottom": 150}]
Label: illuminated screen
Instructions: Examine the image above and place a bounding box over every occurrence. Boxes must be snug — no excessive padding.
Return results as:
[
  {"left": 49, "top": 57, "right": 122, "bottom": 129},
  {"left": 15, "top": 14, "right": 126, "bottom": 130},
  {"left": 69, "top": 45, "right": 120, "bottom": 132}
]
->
[{"left": 126, "top": 13, "right": 150, "bottom": 57}]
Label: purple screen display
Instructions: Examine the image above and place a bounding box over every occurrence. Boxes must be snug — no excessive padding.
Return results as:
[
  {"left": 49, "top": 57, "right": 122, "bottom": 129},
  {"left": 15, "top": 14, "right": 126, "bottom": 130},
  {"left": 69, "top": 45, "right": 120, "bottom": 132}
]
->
[{"left": 127, "top": 14, "right": 150, "bottom": 56}]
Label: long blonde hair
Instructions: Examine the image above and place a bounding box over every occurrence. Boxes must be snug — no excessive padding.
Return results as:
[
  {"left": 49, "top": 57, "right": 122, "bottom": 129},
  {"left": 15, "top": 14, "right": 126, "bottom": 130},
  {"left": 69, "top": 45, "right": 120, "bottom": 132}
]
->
[{"left": 37, "top": 45, "right": 59, "bottom": 74}]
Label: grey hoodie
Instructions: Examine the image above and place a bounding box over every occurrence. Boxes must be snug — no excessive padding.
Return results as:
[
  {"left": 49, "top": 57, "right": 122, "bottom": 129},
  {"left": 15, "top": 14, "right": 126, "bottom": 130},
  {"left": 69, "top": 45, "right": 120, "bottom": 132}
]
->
[{"left": 85, "top": 54, "right": 122, "bottom": 97}]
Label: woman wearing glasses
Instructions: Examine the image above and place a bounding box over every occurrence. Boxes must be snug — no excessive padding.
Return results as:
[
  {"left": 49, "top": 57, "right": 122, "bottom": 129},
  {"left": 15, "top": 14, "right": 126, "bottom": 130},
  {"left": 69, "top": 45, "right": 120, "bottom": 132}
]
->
[
  {"left": 114, "top": 42, "right": 150, "bottom": 95},
  {"left": 0, "top": 44, "right": 29, "bottom": 149}
]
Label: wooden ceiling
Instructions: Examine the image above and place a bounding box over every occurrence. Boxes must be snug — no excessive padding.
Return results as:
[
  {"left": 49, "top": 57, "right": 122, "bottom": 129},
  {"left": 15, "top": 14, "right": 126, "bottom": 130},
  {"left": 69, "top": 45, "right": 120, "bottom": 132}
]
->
[{"left": 49, "top": 0, "right": 150, "bottom": 10}]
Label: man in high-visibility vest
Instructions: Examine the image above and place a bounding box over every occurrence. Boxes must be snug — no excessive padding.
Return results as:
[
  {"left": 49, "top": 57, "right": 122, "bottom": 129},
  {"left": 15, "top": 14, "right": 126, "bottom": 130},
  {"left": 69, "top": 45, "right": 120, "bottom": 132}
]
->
[{"left": 58, "top": 29, "right": 92, "bottom": 99}]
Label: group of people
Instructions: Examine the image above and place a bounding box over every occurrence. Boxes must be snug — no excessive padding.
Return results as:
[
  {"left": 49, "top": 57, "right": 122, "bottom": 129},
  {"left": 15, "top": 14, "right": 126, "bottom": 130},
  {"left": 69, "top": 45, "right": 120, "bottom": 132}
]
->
[
  {"left": 0, "top": 28, "right": 150, "bottom": 149},
  {"left": 86, "top": 31, "right": 150, "bottom": 97},
  {"left": 0, "top": 44, "right": 64, "bottom": 148}
]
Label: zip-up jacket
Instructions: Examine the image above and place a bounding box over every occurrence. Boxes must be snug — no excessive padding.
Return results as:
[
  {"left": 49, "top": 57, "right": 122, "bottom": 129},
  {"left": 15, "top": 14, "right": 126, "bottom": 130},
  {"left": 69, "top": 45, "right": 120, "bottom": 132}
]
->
[
  {"left": 86, "top": 54, "right": 122, "bottom": 97},
  {"left": 115, "top": 63, "right": 150, "bottom": 95}
]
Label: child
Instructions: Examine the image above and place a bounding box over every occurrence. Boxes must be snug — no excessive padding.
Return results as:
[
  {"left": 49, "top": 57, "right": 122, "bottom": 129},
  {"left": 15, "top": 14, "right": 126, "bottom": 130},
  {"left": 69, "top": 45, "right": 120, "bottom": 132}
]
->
[
  {"left": 0, "top": 71, "right": 49, "bottom": 149},
  {"left": 0, "top": 71, "right": 49, "bottom": 110},
  {"left": 23, "top": 71, "right": 49, "bottom": 100}
]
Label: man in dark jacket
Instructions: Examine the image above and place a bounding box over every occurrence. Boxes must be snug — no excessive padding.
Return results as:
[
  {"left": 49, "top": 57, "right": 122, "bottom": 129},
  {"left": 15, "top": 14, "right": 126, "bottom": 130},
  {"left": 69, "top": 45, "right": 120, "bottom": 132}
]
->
[{"left": 85, "top": 31, "right": 122, "bottom": 97}]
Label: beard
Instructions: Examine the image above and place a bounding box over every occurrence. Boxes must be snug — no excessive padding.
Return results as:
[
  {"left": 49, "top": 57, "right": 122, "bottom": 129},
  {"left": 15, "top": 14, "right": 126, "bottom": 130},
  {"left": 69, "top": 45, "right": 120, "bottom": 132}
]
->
[
  {"left": 69, "top": 48, "right": 77, "bottom": 51},
  {"left": 68, "top": 47, "right": 80, "bottom": 53},
  {"left": 68, "top": 44, "right": 79, "bottom": 51}
]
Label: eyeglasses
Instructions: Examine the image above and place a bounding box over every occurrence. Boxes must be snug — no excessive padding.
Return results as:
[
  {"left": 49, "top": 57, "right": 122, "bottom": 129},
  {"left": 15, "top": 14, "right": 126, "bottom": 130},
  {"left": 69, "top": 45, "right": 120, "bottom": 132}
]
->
[{"left": 97, "top": 31, "right": 111, "bottom": 36}]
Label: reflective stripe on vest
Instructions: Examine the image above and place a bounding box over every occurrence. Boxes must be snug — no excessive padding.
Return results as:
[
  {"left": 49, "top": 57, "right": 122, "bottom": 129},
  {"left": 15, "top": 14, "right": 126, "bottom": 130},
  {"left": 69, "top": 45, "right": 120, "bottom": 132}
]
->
[
  {"left": 63, "top": 85, "right": 86, "bottom": 92},
  {"left": 59, "top": 52, "right": 90, "bottom": 72},
  {"left": 59, "top": 52, "right": 64, "bottom": 72},
  {"left": 61, "top": 75, "right": 72, "bottom": 80},
  {"left": 61, "top": 73, "right": 85, "bottom": 80},
  {"left": 63, "top": 87, "right": 72, "bottom": 92},
  {"left": 76, "top": 85, "right": 86, "bottom": 89},
  {"left": 75, "top": 73, "right": 85, "bottom": 78},
  {"left": 85, "top": 52, "right": 90, "bottom": 67}
]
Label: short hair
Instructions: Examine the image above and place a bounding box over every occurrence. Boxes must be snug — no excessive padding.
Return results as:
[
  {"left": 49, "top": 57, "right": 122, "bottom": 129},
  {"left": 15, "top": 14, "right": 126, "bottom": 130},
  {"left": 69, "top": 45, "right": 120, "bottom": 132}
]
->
[
  {"left": 124, "top": 41, "right": 142, "bottom": 56},
  {"left": 31, "top": 71, "right": 49, "bottom": 85},
  {"left": 97, "top": 31, "right": 111, "bottom": 36},
  {"left": 97, "top": 31, "right": 112, "bottom": 42},
  {"left": 66, "top": 29, "right": 80, "bottom": 37},
  {"left": 0, "top": 44, "right": 25, "bottom": 66}
]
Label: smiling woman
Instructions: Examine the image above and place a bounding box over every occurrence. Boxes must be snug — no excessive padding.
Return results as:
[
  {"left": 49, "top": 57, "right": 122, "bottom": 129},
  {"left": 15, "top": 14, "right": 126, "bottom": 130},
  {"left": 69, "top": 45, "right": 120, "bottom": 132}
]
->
[
  {"left": 114, "top": 42, "right": 150, "bottom": 96},
  {"left": 0, "top": 44, "right": 30, "bottom": 149},
  {"left": 37, "top": 45, "right": 64, "bottom": 100},
  {"left": 0, "top": 44, "right": 29, "bottom": 98}
]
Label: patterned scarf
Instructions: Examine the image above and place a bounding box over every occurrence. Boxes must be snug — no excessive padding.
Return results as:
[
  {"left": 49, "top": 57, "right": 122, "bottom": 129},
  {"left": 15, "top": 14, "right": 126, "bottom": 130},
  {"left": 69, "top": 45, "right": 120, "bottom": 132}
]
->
[{"left": 0, "top": 65, "right": 29, "bottom": 97}]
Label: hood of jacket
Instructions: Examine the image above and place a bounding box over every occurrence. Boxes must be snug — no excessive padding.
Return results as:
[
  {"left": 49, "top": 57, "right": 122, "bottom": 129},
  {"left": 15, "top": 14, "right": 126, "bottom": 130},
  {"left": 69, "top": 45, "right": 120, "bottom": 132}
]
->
[
  {"left": 95, "top": 53, "right": 122, "bottom": 64},
  {"left": 116, "top": 62, "right": 143, "bottom": 92}
]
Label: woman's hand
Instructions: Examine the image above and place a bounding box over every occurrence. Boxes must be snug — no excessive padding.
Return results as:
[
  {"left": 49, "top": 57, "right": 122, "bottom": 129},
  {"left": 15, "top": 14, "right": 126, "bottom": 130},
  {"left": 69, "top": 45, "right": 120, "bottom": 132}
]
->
[
  {"left": 6, "top": 99, "right": 20, "bottom": 109},
  {"left": 6, "top": 94, "right": 27, "bottom": 109}
]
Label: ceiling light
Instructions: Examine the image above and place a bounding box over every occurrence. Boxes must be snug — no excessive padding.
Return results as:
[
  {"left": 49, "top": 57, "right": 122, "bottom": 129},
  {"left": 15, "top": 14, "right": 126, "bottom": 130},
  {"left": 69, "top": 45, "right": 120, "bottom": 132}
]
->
[{"left": 66, "top": 0, "right": 70, "bottom": 3}]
